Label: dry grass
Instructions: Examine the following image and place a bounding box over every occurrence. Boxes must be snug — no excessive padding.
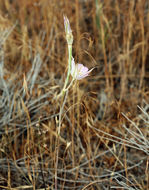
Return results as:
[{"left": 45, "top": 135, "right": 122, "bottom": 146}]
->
[{"left": 0, "top": 0, "right": 149, "bottom": 189}]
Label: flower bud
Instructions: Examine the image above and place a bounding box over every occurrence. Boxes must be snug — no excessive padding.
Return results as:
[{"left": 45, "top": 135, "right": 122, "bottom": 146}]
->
[{"left": 64, "top": 15, "right": 73, "bottom": 45}]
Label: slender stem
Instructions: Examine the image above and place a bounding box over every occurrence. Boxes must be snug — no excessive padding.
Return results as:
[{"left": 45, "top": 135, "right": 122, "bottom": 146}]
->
[
  {"left": 55, "top": 44, "right": 72, "bottom": 189},
  {"left": 65, "top": 78, "right": 75, "bottom": 91},
  {"left": 62, "top": 44, "right": 72, "bottom": 93}
]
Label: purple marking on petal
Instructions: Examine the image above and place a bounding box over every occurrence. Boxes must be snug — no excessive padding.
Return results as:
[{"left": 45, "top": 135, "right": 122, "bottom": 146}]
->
[
  {"left": 81, "top": 66, "right": 88, "bottom": 73},
  {"left": 76, "top": 64, "right": 88, "bottom": 74},
  {"left": 77, "top": 64, "right": 83, "bottom": 69}
]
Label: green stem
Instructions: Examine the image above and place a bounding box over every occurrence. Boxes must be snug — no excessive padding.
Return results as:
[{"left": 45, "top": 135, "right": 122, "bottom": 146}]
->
[
  {"left": 58, "top": 44, "right": 72, "bottom": 135},
  {"left": 62, "top": 44, "right": 72, "bottom": 93}
]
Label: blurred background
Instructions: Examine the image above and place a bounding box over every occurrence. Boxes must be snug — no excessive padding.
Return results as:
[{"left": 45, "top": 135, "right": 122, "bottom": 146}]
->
[{"left": 0, "top": 0, "right": 148, "bottom": 189}]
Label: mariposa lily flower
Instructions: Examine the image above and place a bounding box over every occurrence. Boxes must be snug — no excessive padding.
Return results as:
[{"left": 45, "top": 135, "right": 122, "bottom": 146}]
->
[{"left": 71, "top": 57, "right": 94, "bottom": 80}]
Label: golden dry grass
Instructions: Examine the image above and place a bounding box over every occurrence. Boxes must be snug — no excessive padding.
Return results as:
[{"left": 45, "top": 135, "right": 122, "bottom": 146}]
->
[{"left": 0, "top": 0, "right": 149, "bottom": 189}]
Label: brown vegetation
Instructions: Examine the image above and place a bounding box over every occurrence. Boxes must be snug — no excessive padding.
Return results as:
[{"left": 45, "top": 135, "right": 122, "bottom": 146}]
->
[{"left": 0, "top": 0, "right": 148, "bottom": 189}]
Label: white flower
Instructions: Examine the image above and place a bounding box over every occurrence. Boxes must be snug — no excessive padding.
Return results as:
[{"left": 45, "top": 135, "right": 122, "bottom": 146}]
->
[{"left": 71, "top": 57, "right": 94, "bottom": 80}]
